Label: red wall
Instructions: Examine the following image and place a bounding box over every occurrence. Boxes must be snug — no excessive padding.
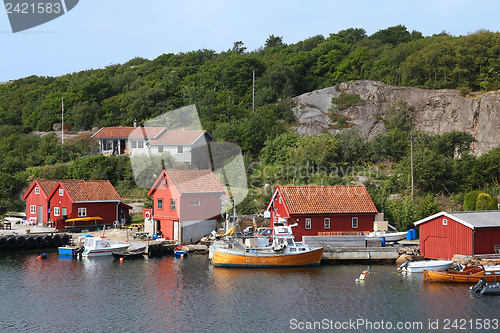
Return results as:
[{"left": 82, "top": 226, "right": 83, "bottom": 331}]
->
[
  {"left": 418, "top": 216, "right": 474, "bottom": 260},
  {"left": 24, "top": 182, "right": 50, "bottom": 224},
  {"left": 474, "top": 228, "right": 500, "bottom": 255}
]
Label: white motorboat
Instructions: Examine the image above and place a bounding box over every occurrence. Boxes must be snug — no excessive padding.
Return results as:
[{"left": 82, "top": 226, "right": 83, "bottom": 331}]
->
[
  {"left": 82, "top": 237, "right": 130, "bottom": 257},
  {"left": 366, "top": 231, "right": 408, "bottom": 243},
  {"left": 399, "top": 259, "right": 454, "bottom": 273}
]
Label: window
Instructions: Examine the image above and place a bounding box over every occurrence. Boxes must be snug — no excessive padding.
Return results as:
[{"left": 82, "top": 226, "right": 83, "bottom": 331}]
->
[
  {"left": 78, "top": 208, "right": 87, "bottom": 217},
  {"left": 177, "top": 146, "right": 183, "bottom": 153},
  {"left": 138, "top": 141, "right": 144, "bottom": 149},
  {"left": 324, "top": 218, "right": 330, "bottom": 229},
  {"left": 171, "top": 199, "right": 177, "bottom": 210},
  {"left": 54, "top": 207, "right": 60, "bottom": 216},
  {"left": 30, "top": 205, "right": 36, "bottom": 214},
  {"left": 158, "top": 146, "right": 163, "bottom": 153},
  {"left": 190, "top": 200, "right": 200, "bottom": 206},
  {"left": 279, "top": 197, "right": 282, "bottom": 204},
  {"left": 305, "top": 218, "right": 311, "bottom": 229},
  {"left": 59, "top": 189, "right": 64, "bottom": 196},
  {"left": 131, "top": 140, "right": 137, "bottom": 149},
  {"left": 157, "top": 199, "right": 163, "bottom": 209},
  {"left": 443, "top": 218, "right": 448, "bottom": 226},
  {"left": 35, "top": 187, "right": 40, "bottom": 194},
  {"left": 352, "top": 217, "right": 358, "bottom": 229}
]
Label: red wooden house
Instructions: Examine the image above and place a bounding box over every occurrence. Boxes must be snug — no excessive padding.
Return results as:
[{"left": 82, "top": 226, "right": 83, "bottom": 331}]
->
[
  {"left": 46, "top": 179, "right": 130, "bottom": 230},
  {"left": 414, "top": 211, "right": 500, "bottom": 260},
  {"left": 22, "top": 179, "right": 60, "bottom": 225},
  {"left": 148, "top": 169, "right": 225, "bottom": 244},
  {"left": 266, "top": 185, "right": 378, "bottom": 242}
]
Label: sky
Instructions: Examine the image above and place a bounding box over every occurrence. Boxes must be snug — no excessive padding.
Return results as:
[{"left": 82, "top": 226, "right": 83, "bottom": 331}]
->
[{"left": 1, "top": 0, "right": 500, "bottom": 82}]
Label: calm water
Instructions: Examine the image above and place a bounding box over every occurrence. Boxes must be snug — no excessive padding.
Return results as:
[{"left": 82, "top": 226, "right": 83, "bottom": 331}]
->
[{"left": 0, "top": 251, "right": 499, "bottom": 333}]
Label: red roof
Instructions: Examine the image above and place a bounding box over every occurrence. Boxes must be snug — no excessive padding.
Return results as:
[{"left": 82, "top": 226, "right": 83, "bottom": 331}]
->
[
  {"left": 92, "top": 127, "right": 164, "bottom": 139},
  {"left": 275, "top": 185, "right": 378, "bottom": 215},
  {"left": 55, "top": 180, "right": 122, "bottom": 202},
  {"left": 148, "top": 130, "right": 206, "bottom": 145},
  {"left": 148, "top": 169, "right": 225, "bottom": 195},
  {"left": 22, "top": 179, "right": 59, "bottom": 200}
]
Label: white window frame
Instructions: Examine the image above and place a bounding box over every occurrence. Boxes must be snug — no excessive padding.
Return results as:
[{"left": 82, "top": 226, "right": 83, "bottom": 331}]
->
[
  {"left": 138, "top": 140, "right": 144, "bottom": 149},
  {"left": 54, "top": 207, "right": 60, "bottom": 216},
  {"left": 352, "top": 217, "right": 358, "bottom": 229},
  {"left": 305, "top": 218, "right": 311, "bottom": 229},
  {"left": 157, "top": 199, "right": 163, "bottom": 209},
  {"left": 59, "top": 189, "right": 64, "bottom": 196},
  {"left": 171, "top": 199, "right": 176, "bottom": 210},
  {"left": 443, "top": 218, "right": 448, "bottom": 226},
  {"left": 30, "top": 205, "right": 36, "bottom": 214},
  {"left": 35, "top": 187, "right": 40, "bottom": 194},
  {"left": 131, "top": 140, "right": 137, "bottom": 149},
  {"left": 158, "top": 145, "right": 163, "bottom": 153},
  {"left": 177, "top": 146, "right": 183, "bottom": 153},
  {"left": 78, "top": 208, "right": 87, "bottom": 217},
  {"left": 190, "top": 200, "right": 200, "bottom": 206},
  {"left": 324, "top": 218, "right": 330, "bottom": 229}
]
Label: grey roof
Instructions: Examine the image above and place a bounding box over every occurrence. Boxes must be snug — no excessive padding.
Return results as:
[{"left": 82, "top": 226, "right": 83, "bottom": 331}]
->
[
  {"left": 415, "top": 210, "right": 500, "bottom": 229},
  {"left": 449, "top": 211, "right": 500, "bottom": 229}
]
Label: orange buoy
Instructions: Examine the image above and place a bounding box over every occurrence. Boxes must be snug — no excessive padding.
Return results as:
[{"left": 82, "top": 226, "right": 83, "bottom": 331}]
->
[{"left": 119, "top": 257, "right": 124, "bottom": 263}]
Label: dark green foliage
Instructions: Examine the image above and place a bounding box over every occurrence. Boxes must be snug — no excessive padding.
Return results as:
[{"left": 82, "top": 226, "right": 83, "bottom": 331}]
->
[{"left": 331, "top": 93, "right": 364, "bottom": 110}]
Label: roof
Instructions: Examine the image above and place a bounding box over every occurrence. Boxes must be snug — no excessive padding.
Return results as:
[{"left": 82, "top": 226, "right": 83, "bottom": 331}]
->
[
  {"left": 414, "top": 211, "right": 500, "bottom": 229},
  {"left": 22, "top": 179, "right": 59, "bottom": 200},
  {"left": 269, "top": 185, "right": 378, "bottom": 215},
  {"left": 51, "top": 180, "right": 122, "bottom": 202},
  {"left": 148, "top": 169, "right": 226, "bottom": 195},
  {"left": 91, "top": 127, "right": 164, "bottom": 139},
  {"left": 147, "top": 130, "right": 207, "bottom": 145}
]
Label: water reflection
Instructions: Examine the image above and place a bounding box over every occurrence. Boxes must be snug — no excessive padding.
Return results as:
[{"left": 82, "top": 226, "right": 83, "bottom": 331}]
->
[{"left": 1, "top": 253, "right": 499, "bottom": 332}]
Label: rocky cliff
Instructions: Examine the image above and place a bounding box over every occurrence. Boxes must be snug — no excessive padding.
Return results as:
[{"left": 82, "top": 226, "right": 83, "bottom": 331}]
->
[{"left": 292, "top": 80, "right": 500, "bottom": 155}]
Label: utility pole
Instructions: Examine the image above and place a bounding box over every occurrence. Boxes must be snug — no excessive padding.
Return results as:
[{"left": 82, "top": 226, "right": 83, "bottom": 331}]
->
[{"left": 252, "top": 70, "right": 255, "bottom": 112}]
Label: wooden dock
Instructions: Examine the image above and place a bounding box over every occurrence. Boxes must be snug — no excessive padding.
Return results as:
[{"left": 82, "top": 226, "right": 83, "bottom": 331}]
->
[{"left": 302, "top": 235, "right": 399, "bottom": 261}]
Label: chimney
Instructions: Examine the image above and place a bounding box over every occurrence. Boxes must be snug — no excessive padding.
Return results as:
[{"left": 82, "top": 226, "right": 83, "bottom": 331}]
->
[{"left": 133, "top": 119, "right": 137, "bottom": 128}]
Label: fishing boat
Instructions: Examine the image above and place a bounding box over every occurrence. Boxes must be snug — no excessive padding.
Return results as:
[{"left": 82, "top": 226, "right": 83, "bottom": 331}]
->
[
  {"left": 174, "top": 245, "right": 189, "bottom": 256},
  {"left": 423, "top": 264, "right": 500, "bottom": 283},
  {"left": 82, "top": 237, "right": 130, "bottom": 257},
  {"left": 209, "top": 224, "right": 324, "bottom": 268},
  {"left": 366, "top": 231, "right": 408, "bottom": 243},
  {"left": 112, "top": 246, "right": 147, "bottom": 259},
  {"left": 398, "top": 259, "right": 454, "bottom": 273}
]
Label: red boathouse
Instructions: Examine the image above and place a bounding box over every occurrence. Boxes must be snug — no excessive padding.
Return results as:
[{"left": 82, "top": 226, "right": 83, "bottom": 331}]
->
[
  {"left": 414, "top": 211, "right": 500, "bottom": 260},
  {"left": 266, "top": 185, "right": 378, "bottom": 242}
]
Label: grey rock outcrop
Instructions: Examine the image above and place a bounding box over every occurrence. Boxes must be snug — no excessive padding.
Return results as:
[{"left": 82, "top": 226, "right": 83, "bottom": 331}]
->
[{"left": 291, "top": 80, "right": 500, "bottom": 155}]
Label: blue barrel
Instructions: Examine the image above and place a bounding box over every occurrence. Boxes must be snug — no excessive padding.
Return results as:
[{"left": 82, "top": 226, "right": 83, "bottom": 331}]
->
[
  {"left": 152, "top": 234, "right": 158, "bottom": 240},
  {"left": 411, "top": 228, "right": 417, "bottom": 240},
  {"left": 406, "top": 229, "right": 413, "bottom": 240},
  {"left": 380, "top": 237, "right": 385, "bottom": 247}
]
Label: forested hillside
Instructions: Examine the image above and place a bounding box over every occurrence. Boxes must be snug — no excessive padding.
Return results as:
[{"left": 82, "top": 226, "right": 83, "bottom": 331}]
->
[{"left": 2, "top": 25, "right": 500, "bottom": 229}]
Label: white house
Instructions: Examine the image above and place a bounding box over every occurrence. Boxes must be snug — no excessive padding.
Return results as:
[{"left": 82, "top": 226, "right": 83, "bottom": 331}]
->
[{"left": 91, "top": 125, "right": 214, "bottom": 166}]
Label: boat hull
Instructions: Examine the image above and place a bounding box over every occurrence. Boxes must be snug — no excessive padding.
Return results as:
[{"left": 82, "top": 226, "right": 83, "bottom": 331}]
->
[
  {"left": 83, "top": 244, "right": 130, "bottom": 257},
  {"left": 58, "top": 246, "right": 78, "bottom": 256},
  {"left": 403, "top": 260, "right": 454, "bottom": 273},
  {"left": 424, "top": 266, "right": 500, "bottom": 283},
  {"left": 211, "top": 247, "right": 324, "bottom": 268}
]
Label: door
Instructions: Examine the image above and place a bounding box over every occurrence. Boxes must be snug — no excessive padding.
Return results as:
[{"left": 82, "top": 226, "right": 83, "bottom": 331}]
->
[
  {"left": 37, "top": 206, "right": 43, "bottom": 224},
  {"left": 173, "top": 221, "right": 179, "bottom": 243}
]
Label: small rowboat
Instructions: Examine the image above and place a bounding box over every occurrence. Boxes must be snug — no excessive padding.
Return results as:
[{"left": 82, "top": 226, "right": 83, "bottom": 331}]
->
[
  {"left": 174, "top": 245, "right": 189, "bottom": 256},
  {"left": 424, "top": 264, "right": 500, "bottom": 283},
  {"left": 112, "top": 246, "right": 147, "bottom": 259}
]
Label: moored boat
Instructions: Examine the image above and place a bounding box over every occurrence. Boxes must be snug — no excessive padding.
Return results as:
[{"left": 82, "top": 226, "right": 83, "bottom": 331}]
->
[
  {"left": 82, "top": 237, "right": 130, "bottom": 257},
  {"left": 210, "top": 223, "right": 324, "bottom": 268},
  {"left": 399, "top": 259, "right": 454, "bottom": 273},
  {"left": 174, "top": 245, "right": 189, "bottom": 256},
  {"left": 366, "top": 231, "right": 408, "bottom": 243},
  {"left": 112, "top": 246, "right": 147, "bottom": 259},
  {"left": 423, "top": 264, "right": 500, "bottom": 283}
]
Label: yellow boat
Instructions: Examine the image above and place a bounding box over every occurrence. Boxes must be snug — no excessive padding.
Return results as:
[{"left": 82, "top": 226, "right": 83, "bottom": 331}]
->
[{"left": 210, "top": 224, "right": 324, "bottom": 268}]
